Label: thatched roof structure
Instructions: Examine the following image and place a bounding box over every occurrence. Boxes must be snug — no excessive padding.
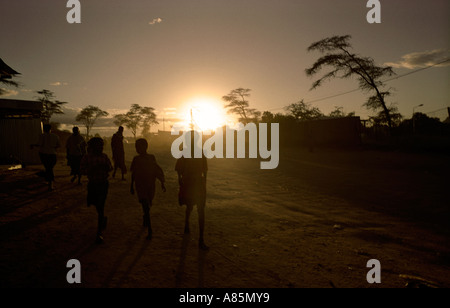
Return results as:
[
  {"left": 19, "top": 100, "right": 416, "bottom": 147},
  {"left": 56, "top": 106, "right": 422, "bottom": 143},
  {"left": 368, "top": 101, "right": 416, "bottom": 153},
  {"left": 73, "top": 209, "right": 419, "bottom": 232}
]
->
[{"left": 0, "top": 58, "right": 20, "bottom": 79}]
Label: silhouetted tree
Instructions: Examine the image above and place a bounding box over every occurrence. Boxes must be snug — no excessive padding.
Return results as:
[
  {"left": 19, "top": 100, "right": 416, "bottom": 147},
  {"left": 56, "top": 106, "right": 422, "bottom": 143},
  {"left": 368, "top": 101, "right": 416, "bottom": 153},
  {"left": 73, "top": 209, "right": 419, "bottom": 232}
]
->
[
  {"left": 369, "top": 105, "right": 403, "bottom": 128},
  {"left": 329, "top": 106, "right": 356, "bottom": 118},
  {"left": 114, "top": 104, "right": 158, "bottom": 140},
  {"left": 306, "top": 35, "right": 395, "bottom": 130},
  {"left": 36, "top": 89, "right": 68, "bottom": 124},
  {"left": 261, "top": 111, "right": 275, "bottom": 123},
  {"left": 222, "top": 88, "right": 261, "bottom": 124},
  {"left": 273, "top": 113, "right": 296, "bottom": 124},
  {"left": 140, "top": 106, "right": 159, "bottom": 139},
  {"left": 75, "top": 105, "right": 109, "bottom": 139},
  {"left": 286, "top": 100, "right": 324, "bottom": 121},
  {"left": 400, "top": 112, "right": 444, "bottom": 134}
]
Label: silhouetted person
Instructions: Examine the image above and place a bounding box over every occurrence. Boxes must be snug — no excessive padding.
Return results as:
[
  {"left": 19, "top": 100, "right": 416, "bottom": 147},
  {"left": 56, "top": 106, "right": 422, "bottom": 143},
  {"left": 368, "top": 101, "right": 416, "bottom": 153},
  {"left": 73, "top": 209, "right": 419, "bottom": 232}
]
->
[
  {"left": 130, "top": 138, "right": 166, "bottom": 240},
  {"left": 111, "top": 126, "right": 127, "bottom": 180},
  {"left": 80, "top": 137, "right": 113, "bottom": 244},
  {"left": 66, "top": 126, "right": 86, "bottom": 185},
  {"left": 175, "top": 131, "right": 209, "bottom": 250},
  {"left": 31, "top": 123, "right": 61, "bottom": 191}
]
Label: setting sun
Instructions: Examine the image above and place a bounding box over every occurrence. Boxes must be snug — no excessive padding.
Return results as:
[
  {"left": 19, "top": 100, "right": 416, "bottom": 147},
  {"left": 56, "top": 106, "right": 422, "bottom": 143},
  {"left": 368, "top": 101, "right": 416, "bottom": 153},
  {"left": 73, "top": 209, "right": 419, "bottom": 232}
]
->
[{"left": 179, "top": 97, "right": 233, "bottom": 132}]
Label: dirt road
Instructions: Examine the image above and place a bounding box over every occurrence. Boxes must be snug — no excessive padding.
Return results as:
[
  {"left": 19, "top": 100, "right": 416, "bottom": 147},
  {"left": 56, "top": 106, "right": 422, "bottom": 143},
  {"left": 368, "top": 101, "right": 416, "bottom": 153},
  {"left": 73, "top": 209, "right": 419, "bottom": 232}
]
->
[{"left": 1, "top": 145, "right": 449, "bottom": 288}]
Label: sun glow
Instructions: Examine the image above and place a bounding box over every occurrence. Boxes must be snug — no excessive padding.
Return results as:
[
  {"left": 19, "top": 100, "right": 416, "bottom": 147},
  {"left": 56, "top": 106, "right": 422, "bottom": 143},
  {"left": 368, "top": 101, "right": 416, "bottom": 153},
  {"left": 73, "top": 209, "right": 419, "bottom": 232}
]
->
[{"left": 178, "top": 97, "right": 233, "bottom": 132}]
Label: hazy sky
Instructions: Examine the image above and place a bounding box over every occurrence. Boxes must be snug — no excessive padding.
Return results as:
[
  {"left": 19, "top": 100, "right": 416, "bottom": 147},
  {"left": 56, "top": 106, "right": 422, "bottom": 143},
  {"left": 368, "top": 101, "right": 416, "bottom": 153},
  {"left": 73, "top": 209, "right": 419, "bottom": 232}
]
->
[{"left": 1, "top": 0, "right": 449, "bottom": 131}]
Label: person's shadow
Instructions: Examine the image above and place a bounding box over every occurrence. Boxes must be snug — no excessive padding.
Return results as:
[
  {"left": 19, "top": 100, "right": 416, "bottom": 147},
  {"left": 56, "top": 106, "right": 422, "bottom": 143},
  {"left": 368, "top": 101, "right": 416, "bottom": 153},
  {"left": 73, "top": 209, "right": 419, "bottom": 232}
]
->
[{"left": 175, "top": 234, "right": 208, "bottom": 288}]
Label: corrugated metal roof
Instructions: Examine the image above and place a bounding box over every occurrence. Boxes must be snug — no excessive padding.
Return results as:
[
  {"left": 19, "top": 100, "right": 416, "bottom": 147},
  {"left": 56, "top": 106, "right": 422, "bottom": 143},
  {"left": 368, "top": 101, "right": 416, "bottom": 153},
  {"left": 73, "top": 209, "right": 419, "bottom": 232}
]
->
[{"left": 0, "top": 99, "right": 42, "bottom": 111}]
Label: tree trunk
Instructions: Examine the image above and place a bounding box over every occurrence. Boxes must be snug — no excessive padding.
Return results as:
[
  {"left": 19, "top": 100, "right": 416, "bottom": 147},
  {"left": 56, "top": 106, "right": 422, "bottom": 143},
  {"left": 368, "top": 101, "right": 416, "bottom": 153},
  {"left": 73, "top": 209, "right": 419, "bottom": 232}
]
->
[{"left": 374, "top": 87, "right": 393, "bottom": 132}]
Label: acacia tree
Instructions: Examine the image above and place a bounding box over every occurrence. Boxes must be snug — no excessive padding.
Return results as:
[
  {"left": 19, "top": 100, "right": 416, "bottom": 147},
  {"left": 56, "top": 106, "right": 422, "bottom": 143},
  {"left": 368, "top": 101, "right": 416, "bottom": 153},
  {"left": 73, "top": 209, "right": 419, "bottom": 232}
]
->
[
  {"left": 75, "top": 105, "right": 109, "bottom": 139},
  {"left": 114, "top": 104, "right": 158, "bottom": 140},
  {"left": 305, "top": 35, "right": 396, "bottom": 130},
  {"left": 36, "top": 89, "right": 68, "bottom": 124},
  {"left": 222, "top": 88, "right": 261, "bottom": 124}
]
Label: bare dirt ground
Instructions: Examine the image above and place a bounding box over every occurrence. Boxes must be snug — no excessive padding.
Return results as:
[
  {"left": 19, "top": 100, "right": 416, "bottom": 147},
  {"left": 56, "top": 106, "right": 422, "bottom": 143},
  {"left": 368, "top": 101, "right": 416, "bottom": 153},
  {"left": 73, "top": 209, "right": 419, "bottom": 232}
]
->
[{"left": 1, "top": 144, "right": 449, "bottom": 288}]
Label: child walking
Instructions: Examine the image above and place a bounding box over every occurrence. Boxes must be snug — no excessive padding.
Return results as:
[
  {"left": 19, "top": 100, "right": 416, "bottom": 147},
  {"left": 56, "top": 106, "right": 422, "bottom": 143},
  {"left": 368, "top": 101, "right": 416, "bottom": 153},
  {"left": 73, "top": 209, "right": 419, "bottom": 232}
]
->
[
  {"left": 130, "top": 138, "right": 166, "bottom": 240},
  {"left": 80, "top": 137, "right": 113, "bottom": 244},
  {"left": 175, "top": 131, "right": 209, "bottom": 250}
]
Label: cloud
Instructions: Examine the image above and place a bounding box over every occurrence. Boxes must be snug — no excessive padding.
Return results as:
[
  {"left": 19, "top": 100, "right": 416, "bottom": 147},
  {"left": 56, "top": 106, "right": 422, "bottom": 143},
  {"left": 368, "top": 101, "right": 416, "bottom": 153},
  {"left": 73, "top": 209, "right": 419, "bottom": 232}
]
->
[
  {"left": 0, "top": 88, "right": 19, "bottom": 97},
  {"left": 49, "top": 82, "right": 69, "bottom": 86},
  {"left": 385, "top": 49, "right": 450, "bottom": 69},
  {"left": 149, "top": 18, "right": 163, "bottom": 25},
  {"left": 163, "top": 107, "right": 177, "bottom": 114}
]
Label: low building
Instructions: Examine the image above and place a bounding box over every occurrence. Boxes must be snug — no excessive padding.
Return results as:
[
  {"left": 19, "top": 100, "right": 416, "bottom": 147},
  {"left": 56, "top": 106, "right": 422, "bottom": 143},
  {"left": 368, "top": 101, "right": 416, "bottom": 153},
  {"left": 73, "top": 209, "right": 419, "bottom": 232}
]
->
[{"left": 0, "top": 99, "right": 43, "bottom": 165}]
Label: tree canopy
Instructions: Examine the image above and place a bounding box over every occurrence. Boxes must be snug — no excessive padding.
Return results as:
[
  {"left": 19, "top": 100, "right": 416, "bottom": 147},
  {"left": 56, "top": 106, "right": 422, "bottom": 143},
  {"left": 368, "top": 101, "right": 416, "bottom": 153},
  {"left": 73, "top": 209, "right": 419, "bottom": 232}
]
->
[
  {"left": 114, "top": 104, "right": 158, "bottom": 139},
  {"left": 222, "top": 88, "right": 261, "bottom": 124},
  {"left": 286, "top": 100, "right": 324, "bottom": 121},
  {"left": 36, "top": 89, "right": 68, "bottom": 124},
  {"left": 75, "top": 105, "right": 109, "bottom": 139}
]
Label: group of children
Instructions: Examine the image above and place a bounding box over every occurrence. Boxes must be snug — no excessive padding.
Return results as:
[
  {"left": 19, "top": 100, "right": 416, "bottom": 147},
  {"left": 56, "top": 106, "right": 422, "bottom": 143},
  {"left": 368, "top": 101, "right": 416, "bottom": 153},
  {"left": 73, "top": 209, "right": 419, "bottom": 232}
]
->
[{"left": 80, "top": 135, "right": 209, "bottom": 250}]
